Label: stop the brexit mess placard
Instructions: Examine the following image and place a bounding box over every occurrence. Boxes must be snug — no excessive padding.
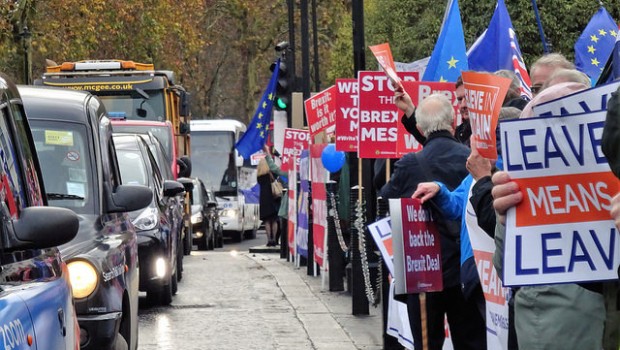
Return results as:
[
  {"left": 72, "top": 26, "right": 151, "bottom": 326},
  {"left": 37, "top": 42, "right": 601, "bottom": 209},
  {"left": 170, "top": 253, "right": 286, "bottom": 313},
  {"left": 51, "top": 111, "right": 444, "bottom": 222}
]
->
[
  {"left": 501, "top": 111, "right": 620, "bottom": 286},
  {"left": 357, "top": 71, "right": 419, "bottom": 158},
  {"left": 281, "top": 128, "right": 309, "bottom": 172}
]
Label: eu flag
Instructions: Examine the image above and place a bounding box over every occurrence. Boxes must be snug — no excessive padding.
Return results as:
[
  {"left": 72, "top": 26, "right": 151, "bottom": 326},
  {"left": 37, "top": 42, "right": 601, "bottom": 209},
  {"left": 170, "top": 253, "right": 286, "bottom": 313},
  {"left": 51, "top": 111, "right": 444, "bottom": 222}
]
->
[
  {"left": 468, "top": 0, "right": 532, "bottom": 98},
  {"left": 575, "top": 7, "right": 618, "bottom": 85},
  {"left": 422, "top": 0, "right": 468, "bottom": 82},
  {"left": 235, "top": 59, "right": 280, "bottom": 159}
]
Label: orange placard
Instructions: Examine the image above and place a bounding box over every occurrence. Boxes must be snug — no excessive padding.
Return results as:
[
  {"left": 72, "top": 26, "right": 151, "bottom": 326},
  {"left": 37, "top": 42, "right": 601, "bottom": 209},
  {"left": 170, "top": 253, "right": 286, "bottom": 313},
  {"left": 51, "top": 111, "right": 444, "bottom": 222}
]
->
[
  {"left": 369, "top": 42, "right": 402, "bottom": 91},
  {"left": 514, "top": 172, "right": 619, "bottom": 227},
  {"left": 461, "top": 71, "right": 511, "bottom": 159}
]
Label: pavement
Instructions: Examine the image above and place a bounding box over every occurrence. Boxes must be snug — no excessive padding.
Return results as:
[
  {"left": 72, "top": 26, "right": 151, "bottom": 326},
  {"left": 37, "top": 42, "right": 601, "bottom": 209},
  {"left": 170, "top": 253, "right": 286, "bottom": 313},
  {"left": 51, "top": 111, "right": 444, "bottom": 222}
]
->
[{"left": 248, "top": 247, "right": 383, "bottom": 350}]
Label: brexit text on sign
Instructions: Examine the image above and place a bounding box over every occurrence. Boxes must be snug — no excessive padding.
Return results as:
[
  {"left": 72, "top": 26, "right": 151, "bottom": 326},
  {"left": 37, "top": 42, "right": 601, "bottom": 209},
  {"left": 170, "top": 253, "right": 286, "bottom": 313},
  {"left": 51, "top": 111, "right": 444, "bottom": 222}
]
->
[
  {"left": 501, "top": 111, "right": 620, "bottom": 286},
  {"left": 305, "top": 85, "right": 337, "bottom": 139},
  {"left": 357, "top": 71, "right": 419, "bottom": 159},
  {"left": 281, "top": 128, "right": 309, "bottom": 172},
  {"left": 390, "top": 198, "right": 443, "bottom": 294}
]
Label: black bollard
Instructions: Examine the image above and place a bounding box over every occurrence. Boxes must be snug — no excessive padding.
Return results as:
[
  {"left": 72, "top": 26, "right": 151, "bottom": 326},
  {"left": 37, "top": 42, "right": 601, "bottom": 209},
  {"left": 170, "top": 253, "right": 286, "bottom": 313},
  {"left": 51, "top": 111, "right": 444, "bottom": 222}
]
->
[
  {"left": 351, "top": 185, "right": 369, "bottom": 315},
  {"left": 327, "top": 182, "right": 346, "bottom": 291},
  {"left": 307, "top": 181, "right": 315, "bottom": 276},
  {"left": 280, "top": 218, "right": 288, "bottom": 259}
]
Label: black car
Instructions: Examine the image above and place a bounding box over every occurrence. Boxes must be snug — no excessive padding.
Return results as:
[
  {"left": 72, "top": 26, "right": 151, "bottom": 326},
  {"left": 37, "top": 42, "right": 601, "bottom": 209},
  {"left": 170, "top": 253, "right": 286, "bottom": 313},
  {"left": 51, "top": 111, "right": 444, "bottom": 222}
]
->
[
  {"left": 113, "top": 134, "right": 185, "bottom": 306},
  {"left": 0, "top": 74, "right": 81, "bottom": 349},
  {"left": 19, "top": 85, "right": 152, "bottom": 350},
  {"left": 189, "top": 178, "right": 223, "bottom": 250}
]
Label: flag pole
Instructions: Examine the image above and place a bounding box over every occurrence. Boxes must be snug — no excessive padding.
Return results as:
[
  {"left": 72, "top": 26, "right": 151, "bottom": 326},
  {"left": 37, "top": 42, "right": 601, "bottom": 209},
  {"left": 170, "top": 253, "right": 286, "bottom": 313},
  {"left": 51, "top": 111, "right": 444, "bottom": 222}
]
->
[{"left": 531, "top": 0, "right": 551, "bottom": 54}]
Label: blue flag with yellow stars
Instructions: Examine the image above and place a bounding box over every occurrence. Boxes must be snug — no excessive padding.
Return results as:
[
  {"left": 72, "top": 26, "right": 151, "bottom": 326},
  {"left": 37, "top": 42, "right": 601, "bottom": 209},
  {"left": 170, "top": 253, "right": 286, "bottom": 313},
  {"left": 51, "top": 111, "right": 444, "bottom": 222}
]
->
[
  {"left": 422, "top": 0, "right": 468, "bottom": 82},
  {"left": 235, "top": 59, "right": 280, "bottom": 159},
  {"left": 575, "top": 7, "right": 618, "bottom": 85}
]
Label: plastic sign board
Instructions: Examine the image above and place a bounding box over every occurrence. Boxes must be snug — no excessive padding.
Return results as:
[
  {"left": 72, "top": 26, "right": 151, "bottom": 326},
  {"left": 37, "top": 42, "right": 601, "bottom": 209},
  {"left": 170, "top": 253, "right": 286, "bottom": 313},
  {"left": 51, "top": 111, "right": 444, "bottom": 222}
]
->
[
  {"left": 335, "top": 79, "right": 359, "bottom": 152},
  {"left": 501, "top": 111, "right": 620, "bottom": 286},
  {"left": 368, "top": 217, "right": 395, "bottom": 276},
  {"left": 310, "top": 144, "right": 328, "bottom": 268},
  {"left": 357, "top": 71, "right": 419, "bottom": 158},
  {"left": 305, "top": 85, "right": 337, "bottom": 139},
  {"left": 390, "top": 198, "right": 443, "bottom": 294},
  {"left": 369, "top": 42, "right": 403, "bottom": 90},
  {"left": 281, "top": 128, "right": 309, "bottom": 172},
  {"left": 461, "top": 71, "right": 511, "bottom": 160}
]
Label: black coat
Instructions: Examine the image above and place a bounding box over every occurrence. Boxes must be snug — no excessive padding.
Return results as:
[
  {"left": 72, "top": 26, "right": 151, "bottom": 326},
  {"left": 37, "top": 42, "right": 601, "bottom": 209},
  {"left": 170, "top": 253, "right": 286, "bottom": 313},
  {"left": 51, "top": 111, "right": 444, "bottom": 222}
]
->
[
  {"left": 380, "top": 130, "right": 470, "bottom": 288},
  {"left": 258, "top": 173, "right": 278, "bottom": 221},
  {"left": 603, "top": 87, "right": 620, "bottom": 179}
]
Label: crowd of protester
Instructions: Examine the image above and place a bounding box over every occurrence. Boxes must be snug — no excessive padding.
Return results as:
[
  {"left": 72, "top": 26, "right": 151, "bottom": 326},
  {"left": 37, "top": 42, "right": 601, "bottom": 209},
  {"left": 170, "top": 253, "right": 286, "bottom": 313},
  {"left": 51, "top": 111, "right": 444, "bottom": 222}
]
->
[{"left": 379, "top": 53, "right": 620, "bottom": 350}]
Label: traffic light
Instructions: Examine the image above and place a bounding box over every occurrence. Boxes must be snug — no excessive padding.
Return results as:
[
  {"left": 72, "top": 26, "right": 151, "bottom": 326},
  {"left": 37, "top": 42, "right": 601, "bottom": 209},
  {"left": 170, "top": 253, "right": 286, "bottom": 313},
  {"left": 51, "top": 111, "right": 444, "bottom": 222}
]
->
[{"left": 270, "top": 59, "right": 290, "bottom": 111}]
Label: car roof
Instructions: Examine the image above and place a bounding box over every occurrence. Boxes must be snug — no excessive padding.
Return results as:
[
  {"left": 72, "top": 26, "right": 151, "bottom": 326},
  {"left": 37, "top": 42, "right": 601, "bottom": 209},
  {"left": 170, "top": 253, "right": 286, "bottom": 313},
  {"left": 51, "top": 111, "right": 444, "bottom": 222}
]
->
[
  {"left": 18, "top": 85, "right": 91, "bottom": 122},
  {"left": 110, "top": 119, "right": 171, "bottom": 128}
]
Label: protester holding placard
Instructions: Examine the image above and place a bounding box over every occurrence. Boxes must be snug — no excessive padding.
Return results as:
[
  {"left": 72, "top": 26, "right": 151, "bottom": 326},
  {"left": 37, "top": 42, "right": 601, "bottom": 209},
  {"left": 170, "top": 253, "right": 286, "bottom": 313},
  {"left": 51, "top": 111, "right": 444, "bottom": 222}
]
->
[
  {"left": 380, "top": 93, "right": 485, "bottom": 350},
  {"left": 491, "top": 80, "right": 609, "bottom": 350},
  {"left": 528, "top": 53, "right": 574, "bottom": 96}
]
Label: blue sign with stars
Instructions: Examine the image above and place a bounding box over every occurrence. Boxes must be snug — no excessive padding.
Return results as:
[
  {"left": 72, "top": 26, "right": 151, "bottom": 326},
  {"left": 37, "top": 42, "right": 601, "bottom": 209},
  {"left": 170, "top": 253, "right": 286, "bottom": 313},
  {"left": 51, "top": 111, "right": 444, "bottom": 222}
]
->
[{"left": 575, "top": 7, "right": 618, "bottom": 85}]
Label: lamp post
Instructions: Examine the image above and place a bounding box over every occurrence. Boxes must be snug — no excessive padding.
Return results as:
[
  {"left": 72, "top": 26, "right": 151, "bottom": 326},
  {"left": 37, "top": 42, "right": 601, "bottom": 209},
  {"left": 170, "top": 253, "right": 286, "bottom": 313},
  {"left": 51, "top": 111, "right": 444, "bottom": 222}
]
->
[{"left": 20, "top": 26, "right": 32, "bottom": 85}]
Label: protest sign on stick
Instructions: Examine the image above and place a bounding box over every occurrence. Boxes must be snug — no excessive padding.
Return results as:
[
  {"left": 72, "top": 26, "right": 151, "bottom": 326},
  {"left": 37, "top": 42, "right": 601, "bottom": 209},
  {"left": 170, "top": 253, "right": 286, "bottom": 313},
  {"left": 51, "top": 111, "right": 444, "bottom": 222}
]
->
[
  {"left": 461, "top": 71, "right": 511, "bottom": 159},
  {"left": 501, "top": 111, "right": 620, "bottom": 286},
  {"left": 281, "top": 128, "right": 309, "bottom": 172},
  {"left": 335, "top": 79, "right": 359, "bottom": 152},
  {"left": 305, "top": 85, "right": 337, "bottom": 139},
  {"left": 369, "top": 42, "right": 403, "bottom": 91}
]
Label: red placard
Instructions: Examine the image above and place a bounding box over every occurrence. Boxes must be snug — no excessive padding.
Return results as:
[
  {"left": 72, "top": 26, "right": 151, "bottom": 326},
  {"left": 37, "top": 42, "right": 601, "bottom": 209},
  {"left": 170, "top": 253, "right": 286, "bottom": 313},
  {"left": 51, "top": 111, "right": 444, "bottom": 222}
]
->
[
  {"left": 335, "top": 79, "right": 359, "bottom": 152},
  {"left": 461, "top": 71, "right": 511, "bottom": 160},
  {"left": 391, "top": 198, "right": 443, "bottom": 294},
  {"left": 310, "top": 144, "right": 328, "bottom": 268},
  {"left": 369, "top": 42, "right": 402, "bottom": 90},
  {"left": 305, "top": 85, "right": 337, "bottom": 138},
  {"left": 357, "top": 71, "right": 419, "bottom": 158},
  {"left": 281, "top": 128, "right": 309, "bottom": 172}
]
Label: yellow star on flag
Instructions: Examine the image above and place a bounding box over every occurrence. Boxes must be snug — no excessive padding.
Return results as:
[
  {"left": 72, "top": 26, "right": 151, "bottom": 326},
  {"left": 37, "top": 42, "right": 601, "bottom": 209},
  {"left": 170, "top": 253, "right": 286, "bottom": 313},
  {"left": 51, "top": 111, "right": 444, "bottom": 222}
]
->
[
  {"left": 599, "top": 29, "right": 607, "bottom": 36},
  {"left": 264, "top": 123, "right": 270, "bottom": 130},
  {"left": 258, "top": 112, "right": 263, "bottom": 119},
  {"left": 260, "top": 131, "right": 265, "bottom": 138},
  {"left": 591, "top": 34, "right": 599, "bottom": 43},
  {"left": 262, "top": 101, "right": 267, "bottom": 108},
  {"left": 256, "top": 122, "right": 263, "bottom": 129},
  {"left": 268, "top": 93, "right": 274, "bottom": 100},
  {"left": 588, "top": 45, "right": 596, "bottom": 54},
  {"left": 447, "top": 56, "right": 459, "bottom": 69},
  {"left": 611, "top": 30, "right": 618, "bottom": 37},
  {"left": 439, "top": 76, "right": 447, "bottom": 82},
  {"left": 591, "top": 57, "right": 600, "bottom": 66}
]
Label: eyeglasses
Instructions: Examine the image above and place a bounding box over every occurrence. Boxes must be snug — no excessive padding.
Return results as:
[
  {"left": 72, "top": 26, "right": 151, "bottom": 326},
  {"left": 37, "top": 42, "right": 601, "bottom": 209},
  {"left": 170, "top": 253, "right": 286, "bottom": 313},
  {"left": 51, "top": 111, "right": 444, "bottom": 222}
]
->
[{"left": 530, "top": 84, "right": 543, "bottom": 94}]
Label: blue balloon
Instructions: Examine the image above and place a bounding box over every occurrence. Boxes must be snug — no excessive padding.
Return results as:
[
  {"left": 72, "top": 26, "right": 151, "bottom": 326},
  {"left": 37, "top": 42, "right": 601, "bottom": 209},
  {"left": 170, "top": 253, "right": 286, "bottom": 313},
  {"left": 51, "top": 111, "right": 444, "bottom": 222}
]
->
[{"left": 321, "top": 144, "right": 346, "bottom": 173}]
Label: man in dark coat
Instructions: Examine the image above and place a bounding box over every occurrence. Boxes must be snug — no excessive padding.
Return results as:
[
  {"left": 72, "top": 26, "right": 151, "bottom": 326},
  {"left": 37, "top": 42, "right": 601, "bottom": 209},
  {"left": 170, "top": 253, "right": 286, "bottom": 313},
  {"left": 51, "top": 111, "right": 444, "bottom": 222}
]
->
[{"left": 380, "top": 93, "right": 486, "bottom": 350}]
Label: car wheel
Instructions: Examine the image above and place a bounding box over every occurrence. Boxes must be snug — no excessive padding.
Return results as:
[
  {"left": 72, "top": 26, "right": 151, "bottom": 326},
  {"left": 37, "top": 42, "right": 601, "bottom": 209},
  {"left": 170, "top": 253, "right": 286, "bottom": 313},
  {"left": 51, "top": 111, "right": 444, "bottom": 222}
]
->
[
  {"left": 233, "top": 230, "right": 243, "bottom": 243},
  {"left": 216, "top": 228, "right": 224, "bottom": 248},
  {"left": 183, "top": 224, "right": 192, "bottom": 255},
  {"left": 147, "top": 275, "right": 173, "bottom": 306},
  {"left": 172, "top": 271, "right": 178, "bottom": 295},
  {"left": 113, "top": 334, "right": 128, "bottom": 350},
  {"left": 197, "top": 230, "right": 208, "bottom": 250}
]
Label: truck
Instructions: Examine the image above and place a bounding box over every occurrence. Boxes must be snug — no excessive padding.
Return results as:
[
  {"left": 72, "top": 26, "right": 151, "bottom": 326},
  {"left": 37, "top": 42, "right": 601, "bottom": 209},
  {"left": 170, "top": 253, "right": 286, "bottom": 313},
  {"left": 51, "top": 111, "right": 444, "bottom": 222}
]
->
[
  {"left": 190, "top": 119, "right": 261, "bottom": 242},
  {"left": 37, "top": 59, "right": 193, "bottom": 253}
]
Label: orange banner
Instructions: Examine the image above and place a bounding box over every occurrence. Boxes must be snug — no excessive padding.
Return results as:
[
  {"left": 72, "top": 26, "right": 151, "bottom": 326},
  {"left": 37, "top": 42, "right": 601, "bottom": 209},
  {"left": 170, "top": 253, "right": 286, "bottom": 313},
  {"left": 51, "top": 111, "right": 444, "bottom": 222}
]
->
[
  {"left": 461, "top": 71, "right": 511, "bottom": 159},
  {"left": 515, "top": 172, "right": 619, "bottom": 227}
]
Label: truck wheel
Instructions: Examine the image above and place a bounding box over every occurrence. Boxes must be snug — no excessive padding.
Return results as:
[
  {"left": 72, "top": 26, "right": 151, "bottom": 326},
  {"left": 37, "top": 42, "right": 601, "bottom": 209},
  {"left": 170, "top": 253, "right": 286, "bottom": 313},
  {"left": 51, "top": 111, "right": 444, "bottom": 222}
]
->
[
  {"left": 233, "top": 230, "right": 243, "bottom": 243},
  {"left": 113, "top": 334, "right": 128, "bottom": 350}
]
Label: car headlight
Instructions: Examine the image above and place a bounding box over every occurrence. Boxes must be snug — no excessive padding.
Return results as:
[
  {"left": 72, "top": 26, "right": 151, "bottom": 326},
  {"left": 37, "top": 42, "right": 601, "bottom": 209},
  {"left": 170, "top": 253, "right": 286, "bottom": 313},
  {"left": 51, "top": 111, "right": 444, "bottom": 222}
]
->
[
  {"left": 220, "top": 209, "right": 238, "bottom": 218},
  {"left": 191, "top": 212, "right": 203, "bottom": 224},
  {"left": 67, "top": 260, "right": 98, "bottom": 299},
  {"left": 132, "top": 207, "right": 159, "bottom": 231}
]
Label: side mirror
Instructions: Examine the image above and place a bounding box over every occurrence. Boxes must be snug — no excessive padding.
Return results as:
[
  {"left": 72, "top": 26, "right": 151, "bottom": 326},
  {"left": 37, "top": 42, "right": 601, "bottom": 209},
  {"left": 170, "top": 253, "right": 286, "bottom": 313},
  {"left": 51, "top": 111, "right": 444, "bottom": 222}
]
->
[
  {"left": 164, "top": 180, "right": 185, "bottom": 197},
  {"left": 9, "top": 207, "right": 79, "bottom": 250},
  {"left": 179, "top": 90, "right": 191, "bottom": 117},
  {"left": 177, "top": 177, "right": 194, "bottom": 192},
  {"left": 235, "top": 150, "right": 244, "bottom": 168},
  {"left": 177, "top": 156, "right": 192, "bottom": 178},
  {"left": 109, "top": 184, "right": 152, "bottom": 213}
]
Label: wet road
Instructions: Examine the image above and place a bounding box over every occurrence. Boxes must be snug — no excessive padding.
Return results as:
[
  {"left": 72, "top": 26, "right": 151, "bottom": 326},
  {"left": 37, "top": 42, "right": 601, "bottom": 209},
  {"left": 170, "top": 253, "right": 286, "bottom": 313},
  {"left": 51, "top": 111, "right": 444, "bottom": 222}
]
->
[{"left": 136, "top": 232, "right": 315, "bottom": 350}]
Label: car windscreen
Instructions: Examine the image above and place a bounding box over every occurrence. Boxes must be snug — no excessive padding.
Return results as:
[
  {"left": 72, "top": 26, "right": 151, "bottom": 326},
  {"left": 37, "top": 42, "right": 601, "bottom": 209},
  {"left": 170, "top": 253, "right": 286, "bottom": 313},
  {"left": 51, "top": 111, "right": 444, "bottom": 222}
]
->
[
  {"left": 112, "top": 124, "right": 173, "bottom": 163},
  {"left": 190, "top": 130, "right": 236, "bottom": 196},
  {"left": 116, "top": 149, "right": 149, "bottom": 186},
  {"left": 99, "top": 89, "right": 166, "bottom": 122},
  {"left": 29, "top": 121, "right": 95, "bottom": 214}
]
